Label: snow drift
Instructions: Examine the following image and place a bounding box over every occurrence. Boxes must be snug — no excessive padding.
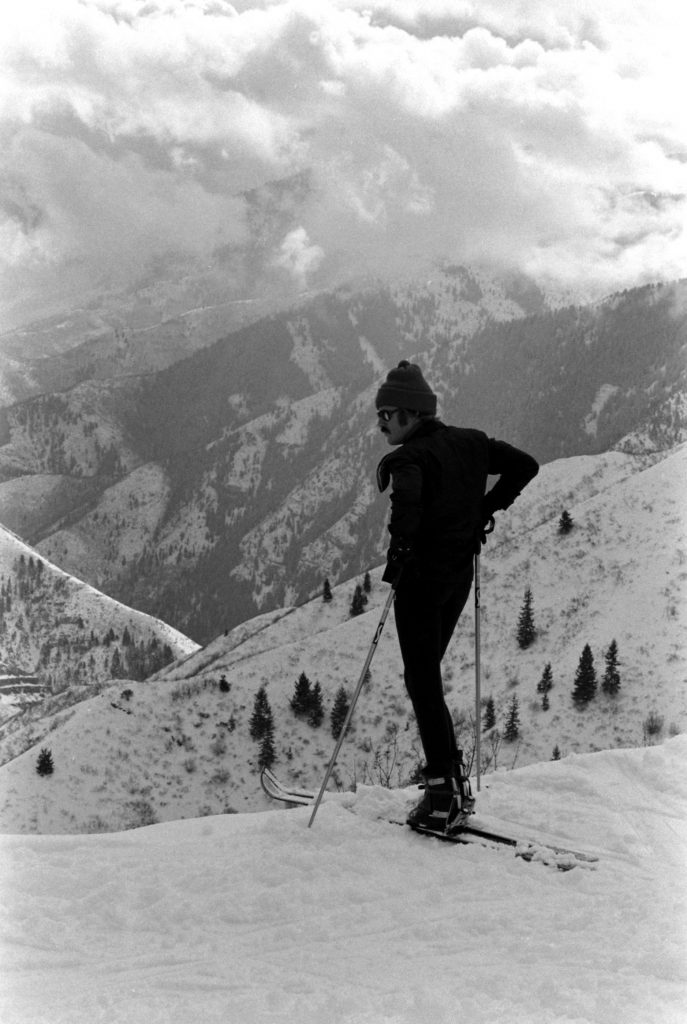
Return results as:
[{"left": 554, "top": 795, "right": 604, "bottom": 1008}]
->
[{"left": 1, "top": 737, "right": 685, "bottom": 1024}]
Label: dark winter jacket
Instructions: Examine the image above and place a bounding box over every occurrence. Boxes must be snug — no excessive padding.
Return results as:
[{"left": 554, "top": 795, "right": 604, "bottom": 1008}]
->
[{"left": 377, "top": 420, "right": 539, "bottom": 583}]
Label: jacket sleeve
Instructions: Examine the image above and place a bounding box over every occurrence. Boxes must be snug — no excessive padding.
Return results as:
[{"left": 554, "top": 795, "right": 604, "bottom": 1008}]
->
[{"left": 483, "top": 440, "right": 539, "bottom": 517}]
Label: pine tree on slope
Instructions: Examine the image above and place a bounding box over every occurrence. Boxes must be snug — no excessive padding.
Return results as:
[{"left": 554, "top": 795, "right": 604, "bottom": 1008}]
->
[
  {"left": 250, "top": 685, "right": 273, "bottom": 740},
  {"left": 290, "top": 672, "right": 312, "bottom": 717},
  {"left": 504, "top": 695, "right": 520, "bottom": 741},
  {"left": 537, "top": 662, "right": 554, "bottom": 695},
  {"left": 330, "top": 686, "right": 350, "bottom": 739},
  {"left": 482, "top": 695, "right": 496, "bottom": 732},
  {"left": 516, "top": 588, "right": 536, "bottom": 649},
  {"left": 308, "top": 682, "right": 324, "bottom": 728},
  {"left": 258, "top": 722, "right": 276, "bottom": 771},
  {"left": 601, "top": 639, "right": 621, "bottom": 696},
  {"left": 558, "top": 510, "right": 574, "bottom": 535},
  {"left": 537, "top": 662, "right": 554, "bottom": 709},
  {"left": 36, "top": 748, "right": 54, "bottom": 776},
  {"left": 572, "top": 645, "right": 597, "bottom": 707},
  {"left": 350, "top": 584, "right": 368, "bottom": 617}
]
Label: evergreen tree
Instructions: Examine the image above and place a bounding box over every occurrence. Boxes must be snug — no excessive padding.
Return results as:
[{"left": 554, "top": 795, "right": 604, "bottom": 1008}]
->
[
  {"left": 601, "top": 639, "right": 621, "bottom": 696},
  {"left": 572, "top": 644, "right": 597, "bottom": 707},
  {"left": 482, "top": 695, "right": 496, "bottom": 732},
  {"left": 250, "top": 685, "right": 273, "bottom": 740},
  {"left": 110, "top": 646, "right": 122, "bottom": 677},
  {"left": 323, "top": 578, "right": 333, "bottom": 603},
  {"left": 36, "top": 748, "right": 54, "bottom": 776},
  {"left": 307, "top": 682, "right": 324, "bottom": 728},
  {"left": 516, "top": 588, "right": 536, "bottom": 649},
  {"left": 219, "top": 674, "right": 230, "bottom": 693},
  {"left": 258, "top": 723, "right": 276, "bottom": 770},
  {"left": 504, "top": 695, "right": 520, "bottom": 741},
  {"left": 558, "top": 510, "right": 574, "bottom": 535},
  {"left": 552, "top": 745, "right": 561, "bottom": 761},
  {"left": 363, "top": 572, "right": 372, "bottom": 595},
  {"left": 290, "top": 672, "right": 312, "bottom": 718},
  {"left": 350, "top": 584, "right": 368, "bottom": 617},
  {"left": 537, "top": 662, "right": 554, "bottom": 709},
  {"left": 537, "top": 662, "right": 554, "bottom": 695},
  {"left": 330, "top": 685, "right": 350, "bottom": 739}
]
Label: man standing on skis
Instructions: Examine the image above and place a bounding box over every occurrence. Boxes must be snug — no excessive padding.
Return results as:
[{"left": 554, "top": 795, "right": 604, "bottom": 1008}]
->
[{"left": 375, "top": 360, "right": 539, "bottom": 833}]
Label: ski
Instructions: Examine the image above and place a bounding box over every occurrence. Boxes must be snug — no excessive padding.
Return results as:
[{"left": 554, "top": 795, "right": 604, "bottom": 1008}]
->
[
  {"left": 408, "top": 822, "right": 598, "bottom": 871},
  {"left": 260, "top": 768, "right": 599, "bottom": 870},
  {"left": 260, "top": 767, "right": 314, "bottom": 806}
]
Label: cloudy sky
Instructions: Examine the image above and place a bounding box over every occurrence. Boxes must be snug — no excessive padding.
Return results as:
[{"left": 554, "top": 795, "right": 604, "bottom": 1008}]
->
[{"left": 1, "top": 0, "right": 686, "bottom": 326}]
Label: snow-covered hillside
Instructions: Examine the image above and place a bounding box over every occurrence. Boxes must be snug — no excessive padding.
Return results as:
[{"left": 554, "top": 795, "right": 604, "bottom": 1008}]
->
[
  {"left": 1, "top": 739, "right": 686, "bottom": 1024},
  {"left": 0, "top": 442, "right": 683, "bottom": 833},
  {"left": 0, "top": 523, "right": 199, "bottom": 712}
]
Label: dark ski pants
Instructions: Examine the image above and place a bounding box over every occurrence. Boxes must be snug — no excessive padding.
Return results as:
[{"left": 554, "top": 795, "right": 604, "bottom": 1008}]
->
[{"left": 393, "top": 563, "right": 474, "bottom": 779}]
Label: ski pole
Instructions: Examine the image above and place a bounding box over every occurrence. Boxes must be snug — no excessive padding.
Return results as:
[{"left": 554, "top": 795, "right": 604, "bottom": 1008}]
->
[
  {"left": 474, "top": 550, "right": 481, "bottom": 793},
  {"left": 308, "top": 573, "right": 400, "bottom": 829},
  {"left": 474, "top": 517, "right": 493, "bottom": 793}
]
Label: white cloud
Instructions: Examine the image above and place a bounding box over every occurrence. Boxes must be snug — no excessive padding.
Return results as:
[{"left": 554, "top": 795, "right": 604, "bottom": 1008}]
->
[
  {"left": 1, "top": 0, "right": 685, "bottom": 323},
  {"left": 273, "top": 226, "right": 324, "bottom": 286},
  {"left": 2, "top": 127, "right": 247, "bottom": 271}
]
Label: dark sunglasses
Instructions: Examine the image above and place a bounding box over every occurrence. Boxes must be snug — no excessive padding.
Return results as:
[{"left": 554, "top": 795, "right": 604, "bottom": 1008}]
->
[{"left": 377, "top": 409, "right": 399, "bottom": 422}]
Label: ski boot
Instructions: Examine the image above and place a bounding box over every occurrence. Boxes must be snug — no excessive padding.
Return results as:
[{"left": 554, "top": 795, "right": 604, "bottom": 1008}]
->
[{"left": 407, "top": 775, "right": 468, "bottom": 835}]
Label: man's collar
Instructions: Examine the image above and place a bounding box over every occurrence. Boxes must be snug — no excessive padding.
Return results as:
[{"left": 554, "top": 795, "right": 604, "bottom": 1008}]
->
[{"left": 408, "top": 417, "right": 442, "bottom": 439}]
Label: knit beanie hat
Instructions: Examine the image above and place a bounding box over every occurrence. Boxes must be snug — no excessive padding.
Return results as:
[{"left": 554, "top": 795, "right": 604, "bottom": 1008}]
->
[{"left": 375, "top": 360, "right": 437, "bottom": 415}]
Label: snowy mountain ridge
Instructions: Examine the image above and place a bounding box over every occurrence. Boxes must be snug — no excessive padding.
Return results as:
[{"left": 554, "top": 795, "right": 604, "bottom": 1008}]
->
[{"left": 0, "top": 259, "right": 549, "bottom": 408}]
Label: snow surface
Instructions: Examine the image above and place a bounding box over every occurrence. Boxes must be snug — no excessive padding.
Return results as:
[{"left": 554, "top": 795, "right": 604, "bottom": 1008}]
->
[{"left": 1, "top": 737, "right": 686, "bottom": 1024}]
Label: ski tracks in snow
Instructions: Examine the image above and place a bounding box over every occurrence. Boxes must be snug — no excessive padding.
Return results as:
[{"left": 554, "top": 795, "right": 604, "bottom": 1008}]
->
[{"left": 1, "top": 740, "right": 686, "bottom": 1023}]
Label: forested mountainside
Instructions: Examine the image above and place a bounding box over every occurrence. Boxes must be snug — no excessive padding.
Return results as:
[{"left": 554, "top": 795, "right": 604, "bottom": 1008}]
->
[
  {"left": 0, "top": 524, "right": 198, "bottom": 703},
  {"left": 0, "top": 275, "right": 684, "bottom": 642}
]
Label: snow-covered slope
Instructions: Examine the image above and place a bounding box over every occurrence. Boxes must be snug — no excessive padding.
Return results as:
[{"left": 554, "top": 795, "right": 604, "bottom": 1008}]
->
[
  {"left": 1, "top": 738, "right": 686, "bottom": 1024},
  {"left": 0, "top": 442, "right": 683, "bottom": 833},
  {"left": 0, "top": 523, "right": 199, "bottom": 708}
]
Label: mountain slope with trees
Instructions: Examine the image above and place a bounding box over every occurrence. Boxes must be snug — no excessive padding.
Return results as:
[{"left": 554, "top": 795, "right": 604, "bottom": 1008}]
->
[
  {"left": 0, "top": 524, "right": 199, "bottom": 715},
  {"left": 0, "top": 440, "right": 683, "bottom": 833},
  {"left": 0, "top": 274, "right": 684, "bottom": 642}
]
